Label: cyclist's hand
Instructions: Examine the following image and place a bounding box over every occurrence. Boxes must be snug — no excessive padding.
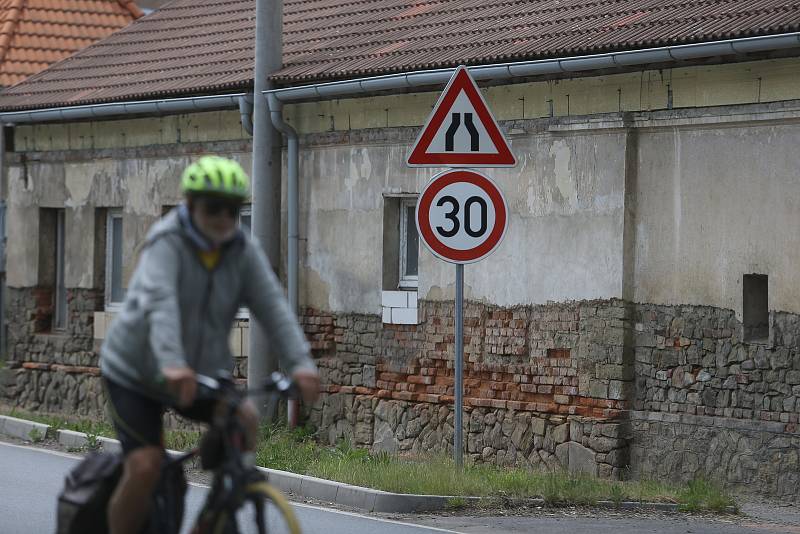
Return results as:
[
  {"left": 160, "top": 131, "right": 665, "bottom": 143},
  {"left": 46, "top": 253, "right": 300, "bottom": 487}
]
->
[
  {"left": 291, "top": 368, "right": 320, "bottom": 405},
  {"left": 162, "top": 366, "right": 197, "bottom": 408}
]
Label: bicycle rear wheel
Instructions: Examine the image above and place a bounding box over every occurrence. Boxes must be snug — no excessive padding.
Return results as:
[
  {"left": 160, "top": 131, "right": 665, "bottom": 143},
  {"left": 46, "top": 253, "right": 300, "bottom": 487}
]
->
[{"left": 229, "top": 481, "right": 301, "bottom": 534}]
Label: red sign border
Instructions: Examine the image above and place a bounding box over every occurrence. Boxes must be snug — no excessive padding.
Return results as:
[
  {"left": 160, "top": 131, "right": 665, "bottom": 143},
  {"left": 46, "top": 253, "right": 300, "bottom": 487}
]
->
[
  {"left": 416, "top": 169, "right": 508, "bottom": 264},
  {"left": 407, "top": 66, "right": 516, "bottom": 168}
]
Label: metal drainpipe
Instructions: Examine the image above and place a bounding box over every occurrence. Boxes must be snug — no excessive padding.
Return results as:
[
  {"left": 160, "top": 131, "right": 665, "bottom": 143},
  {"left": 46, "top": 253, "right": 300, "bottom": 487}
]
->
[
  {"left": 265, "top": 95, "right": 299, "bottom": 322},
  {"left": 0, "top": 125, "right": 5, "bottom": 360},
  {"left": 238, "top": 94, "right": 254, "bottom": 136},
  {"left": 248, "top": 0, "right": 283, "bottom": 421},
  {"left": 266, "top": 93, "right": 300, "bottom": 427}
]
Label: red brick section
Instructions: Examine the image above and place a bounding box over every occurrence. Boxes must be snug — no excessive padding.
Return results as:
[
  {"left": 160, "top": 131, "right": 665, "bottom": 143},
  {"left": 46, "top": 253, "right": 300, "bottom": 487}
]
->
[
  {"left": 322, "top": 351, "right": 627, "bottom": 420},
  {"left": 22, "top": 362, "right": 100, "bottom": 375},
  {"left": 305, "top": 302, "right": 632, "bottom": 421},
  {"left": 484, "top": 308, "right": 527, "bottom": 357},
  {"left": 32, "top": 287, "right": 54, "bottom": 333},
  {"left": 299, "top": 308, "right": 337, "bottom": 353}
]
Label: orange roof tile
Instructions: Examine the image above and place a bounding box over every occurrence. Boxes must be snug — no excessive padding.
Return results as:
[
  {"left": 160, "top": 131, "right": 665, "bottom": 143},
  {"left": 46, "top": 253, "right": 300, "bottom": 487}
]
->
[{"left": 0, "top": 0, "right": 142, "bottom": 87}]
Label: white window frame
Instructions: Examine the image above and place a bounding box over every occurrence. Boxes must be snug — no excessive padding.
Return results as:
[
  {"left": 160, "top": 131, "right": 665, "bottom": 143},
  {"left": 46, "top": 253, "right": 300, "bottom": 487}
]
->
[
  {"left": 236, "top": 204, "right": 252, "bottom": 319},
  {"left": 239, "top": 204, "right": 252, "bottom": 236},
  {"left": 398, "top": 198, "right": 419, "bottom": 289},
  {"left": 54, "top": 209, "right": 67, "bottom": 331},
  {"left": 105, "top": 209, "right": 125, "bottom": 310}
]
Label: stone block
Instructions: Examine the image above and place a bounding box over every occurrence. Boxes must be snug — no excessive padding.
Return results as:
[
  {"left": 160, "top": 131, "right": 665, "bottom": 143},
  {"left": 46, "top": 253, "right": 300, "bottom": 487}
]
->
[
  {"left": 93, "top": 312, "right": 105, "bottom": 340},
  {"left": 569, "top": 421, "right": 583, "bottom": 442},
  {"left": 588, "top": 436, "right": 618, "bottom": 453},
  {"left": 608, "top": 380, "right": 627, "bottom": 400},
  {"left": 561, "top": 441, "right": 597, "bottom": 476},
  {"left": 229, "top": 328, "right": 242, "bottom": 357},
  {"left": 391, "top": 308, "right": 418, "bottom": 325},
  {"left": 589, "top": 380, "right": 608, "bottom": 398},
  {"left": 552, "top": 423, "right": 569, "bottom": 444},
  {"left": 555, "top": 442, "right": 569, "bottom": 467},
  {"left": 532, "top": 417, "right": 546, "bottom": 436},
  {"left": 381, "top": 291, "right": 408, "bottom": 308},
  {"left": 373, "top": 421, "right": 398, "bottom": 453}
]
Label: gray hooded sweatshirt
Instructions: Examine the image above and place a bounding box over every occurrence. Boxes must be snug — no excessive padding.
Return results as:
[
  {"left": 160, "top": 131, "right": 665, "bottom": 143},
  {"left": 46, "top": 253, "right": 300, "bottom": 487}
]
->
[{"left": 100, "top": 205, "right": 314, "bottom": 401}]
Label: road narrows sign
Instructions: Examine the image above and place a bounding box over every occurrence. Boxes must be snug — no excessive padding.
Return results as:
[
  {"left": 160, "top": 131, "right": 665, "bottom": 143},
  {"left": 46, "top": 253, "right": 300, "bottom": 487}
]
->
[
  {"left": 416, "top": 169, "right": 509, "bottom": 264},
  {"left": 407, "top": 66, "right": 516, "bottom": 168}
]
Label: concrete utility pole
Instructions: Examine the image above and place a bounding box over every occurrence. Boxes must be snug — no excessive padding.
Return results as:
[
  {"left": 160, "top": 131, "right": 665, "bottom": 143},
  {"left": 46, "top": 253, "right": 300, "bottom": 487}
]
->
[{"left": 249, "top": 0, "right": 283, "bottom": 419}]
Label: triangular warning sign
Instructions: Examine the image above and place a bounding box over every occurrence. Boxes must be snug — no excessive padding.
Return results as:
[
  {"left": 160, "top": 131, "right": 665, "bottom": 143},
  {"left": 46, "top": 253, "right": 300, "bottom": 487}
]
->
[{"left": 407, "top": 66, "right": 516, "bottom": 168}]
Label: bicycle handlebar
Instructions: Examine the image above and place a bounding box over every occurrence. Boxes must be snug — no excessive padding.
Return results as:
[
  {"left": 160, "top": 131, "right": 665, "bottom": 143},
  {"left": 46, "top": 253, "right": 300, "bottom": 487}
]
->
[{"left": 194, "top": 371, "right": 299, "bottom": 401}]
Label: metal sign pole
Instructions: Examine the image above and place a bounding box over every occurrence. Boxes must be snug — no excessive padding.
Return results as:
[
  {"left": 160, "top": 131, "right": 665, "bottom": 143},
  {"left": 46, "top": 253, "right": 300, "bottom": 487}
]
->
[{"left": 454, "top": 263, "right": 464, "bottom": 468}]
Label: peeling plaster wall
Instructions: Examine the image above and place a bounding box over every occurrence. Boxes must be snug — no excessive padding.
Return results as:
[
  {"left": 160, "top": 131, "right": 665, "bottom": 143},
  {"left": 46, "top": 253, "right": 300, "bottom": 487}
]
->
[
  {"left": 6, "top": 61, "right": 800, "bottom": 319},
  {"left": 294, "top": 131, "right": 626, "bottom": 314},
  {"left": 282, "top": 58, "right": 800, "bottom": 134},
  {"left": 633, "top": 122, "right": 800, "bottom": 317},
  {"left": 5, "top": 148, "right": 253, "bottom": 291}
]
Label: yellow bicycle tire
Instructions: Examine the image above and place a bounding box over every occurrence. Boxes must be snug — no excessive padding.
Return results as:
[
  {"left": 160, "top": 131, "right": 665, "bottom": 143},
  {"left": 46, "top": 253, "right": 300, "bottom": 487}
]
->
[{"left": 244, "top": 481, "right": 302, "bottom": 534}]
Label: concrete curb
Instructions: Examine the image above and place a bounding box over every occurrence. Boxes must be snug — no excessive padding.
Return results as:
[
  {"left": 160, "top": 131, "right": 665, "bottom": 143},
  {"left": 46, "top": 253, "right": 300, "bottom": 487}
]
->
[
  {"left": 257, "top": 467, "right": 481, "bottom": 512},
  {"left": 0, "top": 415, "right": 735, "bottom": 514},
  {"left": 55, "top": 428, "right": 122, "bottom": 454},
  {"left": 0, "top": 415, "right": 50, "bottom": 442}
]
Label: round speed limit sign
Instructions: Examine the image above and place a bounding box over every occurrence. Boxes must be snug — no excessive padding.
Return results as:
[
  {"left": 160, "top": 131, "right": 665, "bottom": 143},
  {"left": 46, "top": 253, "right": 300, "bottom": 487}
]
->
[{"left": 416, "top": 169, "right": 508, "bottom": 264}]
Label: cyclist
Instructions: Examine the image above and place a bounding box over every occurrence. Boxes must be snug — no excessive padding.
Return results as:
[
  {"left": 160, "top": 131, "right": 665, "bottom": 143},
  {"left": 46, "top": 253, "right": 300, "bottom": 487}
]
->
[{"left": 99, "top": 155, "right": 319, "bottom": 534}]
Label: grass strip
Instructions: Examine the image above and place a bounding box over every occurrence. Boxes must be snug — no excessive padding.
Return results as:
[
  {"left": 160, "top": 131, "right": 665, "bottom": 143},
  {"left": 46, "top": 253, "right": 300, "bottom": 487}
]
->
[
  {"left": 255, "top": 426, "right": 736, "bottom": 512},
  {"left": 0, "top": 405, "right": 200, "bottom": 451},
  {"left": 0, "top": 407, "right": 736, "bottom": 512}
]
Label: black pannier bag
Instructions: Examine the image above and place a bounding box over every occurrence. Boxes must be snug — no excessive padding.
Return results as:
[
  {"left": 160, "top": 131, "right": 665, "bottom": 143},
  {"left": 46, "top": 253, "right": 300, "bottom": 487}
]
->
[{"left": 56, "top": 451, "right": 122, "bottom": 534}]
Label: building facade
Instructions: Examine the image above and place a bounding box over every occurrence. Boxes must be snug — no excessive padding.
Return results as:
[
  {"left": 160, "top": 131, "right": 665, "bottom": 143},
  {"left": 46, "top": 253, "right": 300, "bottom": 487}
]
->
[{"left": 1, "top": 0, "right": 799, "bottom": 501}]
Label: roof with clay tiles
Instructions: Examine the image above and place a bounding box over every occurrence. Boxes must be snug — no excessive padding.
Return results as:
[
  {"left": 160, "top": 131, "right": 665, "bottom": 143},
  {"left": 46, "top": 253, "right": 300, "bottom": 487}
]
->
[
  {"left": 0, "top": 0, "right": 142, "bottom": 87},
  {"left": 0, "top": 0, "right": 798, "bottom": 110}
]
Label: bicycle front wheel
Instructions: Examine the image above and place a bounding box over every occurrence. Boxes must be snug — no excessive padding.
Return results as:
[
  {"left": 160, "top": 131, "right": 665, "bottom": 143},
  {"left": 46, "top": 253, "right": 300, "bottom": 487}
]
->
[{"left": 232, "top": 481, "right": 302, "bottom": 534}]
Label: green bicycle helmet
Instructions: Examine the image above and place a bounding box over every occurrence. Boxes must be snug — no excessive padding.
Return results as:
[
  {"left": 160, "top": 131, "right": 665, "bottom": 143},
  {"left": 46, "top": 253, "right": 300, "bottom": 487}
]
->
[{"left": 181, "top": 156, "right": 249, "bottom": 199}]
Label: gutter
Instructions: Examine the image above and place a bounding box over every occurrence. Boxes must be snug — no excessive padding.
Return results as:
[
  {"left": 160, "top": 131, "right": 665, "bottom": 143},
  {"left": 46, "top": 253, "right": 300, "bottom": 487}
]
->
[
  {"left": 0, "top": 93, "right": 247, "bottom": 125},
  {"left": 0, "top": 33, "right": 798, "bottom": 124},
  {"left": 268, "top": 32, "right": 800, "bottom": 103},
  {"left": 0, "top": 31, "right": 798, "bottom": 365}
]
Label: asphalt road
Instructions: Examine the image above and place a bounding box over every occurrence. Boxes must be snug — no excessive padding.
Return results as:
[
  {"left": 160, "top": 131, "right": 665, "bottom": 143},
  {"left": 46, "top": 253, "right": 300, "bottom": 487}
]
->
[
  {"left": 0, "top": 441, "right": 457, "bottom": 534},
  {"left": 403, "top": 513, "right": 800, "bottom": 534},
  {"left": 1, "top": 440, "right": 797, "bottom": 534}
]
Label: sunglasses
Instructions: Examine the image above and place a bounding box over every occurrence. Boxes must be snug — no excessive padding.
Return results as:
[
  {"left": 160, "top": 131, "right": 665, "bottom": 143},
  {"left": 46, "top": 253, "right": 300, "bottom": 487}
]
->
[{"left": 198, "top": 197, "right": 241, "bottom": 218}]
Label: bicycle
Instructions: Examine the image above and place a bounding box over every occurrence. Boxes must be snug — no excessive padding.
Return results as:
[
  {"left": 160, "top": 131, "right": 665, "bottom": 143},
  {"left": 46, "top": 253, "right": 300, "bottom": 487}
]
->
[{"left": 146, "top": 371, "right": 302, "bottom": 534}]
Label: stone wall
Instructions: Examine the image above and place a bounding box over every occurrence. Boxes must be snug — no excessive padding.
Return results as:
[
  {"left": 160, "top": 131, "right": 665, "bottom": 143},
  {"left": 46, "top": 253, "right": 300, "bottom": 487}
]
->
[
  {"left": 4, "top": 294, "right": 799, "bottom": 499},
  {"left": 307, "top": 300, "right": 630, "bottom": 418},
  {"left": 2, "top": 287, "right": 105, "bottom": 414},
  {"left": 301, "top": 299, "right": 799, "bottom": 498},
  {"left": 630, "top": 412, "right": 799, "bottom": 501},
  {"left": 308, "top": 393, "right": 629, "bottom": 478},
  {"left": 631, "top": 304, "right": 800, "bottom": 500},
  {"left": 6, "top": 287, "right": 101, "bottom": 365},
  {"left": 302, "top": 299, "right": 632, "bottom": 478}
]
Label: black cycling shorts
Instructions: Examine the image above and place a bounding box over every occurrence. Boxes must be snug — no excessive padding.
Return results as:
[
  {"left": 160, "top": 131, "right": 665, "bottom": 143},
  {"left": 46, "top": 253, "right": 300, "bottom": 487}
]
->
[{"left": 104, "top": 378, "right": 217, "bottom": 455}]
